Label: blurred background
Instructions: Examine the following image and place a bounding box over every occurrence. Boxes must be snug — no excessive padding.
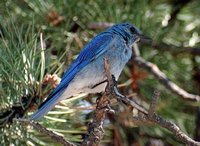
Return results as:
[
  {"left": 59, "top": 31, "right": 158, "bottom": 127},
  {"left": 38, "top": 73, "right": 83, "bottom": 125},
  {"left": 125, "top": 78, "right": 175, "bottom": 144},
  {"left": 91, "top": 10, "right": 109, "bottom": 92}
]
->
[{"left": 0, "top": 0, "right": 200, "bottom": 145}]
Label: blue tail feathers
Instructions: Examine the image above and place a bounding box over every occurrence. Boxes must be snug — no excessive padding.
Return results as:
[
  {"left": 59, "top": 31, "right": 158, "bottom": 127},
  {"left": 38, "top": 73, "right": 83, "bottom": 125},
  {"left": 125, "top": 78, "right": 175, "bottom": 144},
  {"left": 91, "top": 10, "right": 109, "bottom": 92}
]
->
[{"left": 31, "top": 93, "right": 61, "bottom": 120}]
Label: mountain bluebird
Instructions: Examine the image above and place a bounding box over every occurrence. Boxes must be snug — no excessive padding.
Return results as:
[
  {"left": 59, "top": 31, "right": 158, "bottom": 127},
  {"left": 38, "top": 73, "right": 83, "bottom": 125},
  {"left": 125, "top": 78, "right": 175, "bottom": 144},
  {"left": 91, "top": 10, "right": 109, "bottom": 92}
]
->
[{"left": 31, "top": 23, "right": 145, "bottom": 120}]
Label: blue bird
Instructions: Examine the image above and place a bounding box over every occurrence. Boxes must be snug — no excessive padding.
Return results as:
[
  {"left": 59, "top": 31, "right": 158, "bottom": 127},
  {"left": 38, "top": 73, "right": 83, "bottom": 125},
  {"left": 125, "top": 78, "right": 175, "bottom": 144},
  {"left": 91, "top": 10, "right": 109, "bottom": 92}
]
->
[{"left": 31, "top": 23, "right": 146, "bottom": 120}]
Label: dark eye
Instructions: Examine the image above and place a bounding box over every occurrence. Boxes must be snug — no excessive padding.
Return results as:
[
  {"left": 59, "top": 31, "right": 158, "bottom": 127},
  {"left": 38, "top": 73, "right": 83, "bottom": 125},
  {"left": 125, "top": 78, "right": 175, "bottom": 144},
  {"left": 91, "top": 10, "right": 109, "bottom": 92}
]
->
[
  {"left": 124, "top": 36, "right": 128, "bottom": 44},
  {"left": 130, "top": 27, "right": 136, "bottom": 34}
]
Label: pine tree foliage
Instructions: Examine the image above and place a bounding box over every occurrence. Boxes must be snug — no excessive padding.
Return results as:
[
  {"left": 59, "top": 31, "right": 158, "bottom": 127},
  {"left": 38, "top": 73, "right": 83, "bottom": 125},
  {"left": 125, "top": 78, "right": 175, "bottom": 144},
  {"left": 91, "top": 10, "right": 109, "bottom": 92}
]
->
[{"left": 0, "top": 0, "right": 200, "bottom": 145}]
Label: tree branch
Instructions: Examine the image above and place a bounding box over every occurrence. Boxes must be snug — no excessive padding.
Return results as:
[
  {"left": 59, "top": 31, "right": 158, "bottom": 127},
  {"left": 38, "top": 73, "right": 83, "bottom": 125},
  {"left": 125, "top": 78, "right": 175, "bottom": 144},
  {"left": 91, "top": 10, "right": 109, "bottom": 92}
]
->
[
  {"left": 100, "top": 61, "right": 200, "bottom": 145},
  {"left": 87, "top": 22, "right": 114, "bottom": 30},
  {"left": 167, "top": 0, "right": 192, "bottom": 27},
  {"left": 108, "top": 76, "right": 200, "bottom": 145},
  {"left": 140, "top": 40, "right": 200, "bottom": 56},
  {"left": 132, "top": 46, "right": 200, "bottom": 102},
  {"left": 17, "top": 119, "right": 76, "bottom": 146},
  {"left": 148, "top": 90, "right": 160, "bottom": 116},
  {"left": 132, "top": 91, "right": 200, "bottom": 146}
]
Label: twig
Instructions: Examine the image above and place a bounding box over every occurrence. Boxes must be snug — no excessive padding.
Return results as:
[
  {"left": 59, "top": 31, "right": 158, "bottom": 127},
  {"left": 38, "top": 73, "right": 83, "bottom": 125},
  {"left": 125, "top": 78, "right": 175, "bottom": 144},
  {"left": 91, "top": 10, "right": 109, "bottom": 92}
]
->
[
  {"left": 87, "top": 22, "right": 114, "bottom": 30},
  {"left": 148, "top": 90, "right": 160, "bottom": 116},
  {"left": 132, "top": 45, "right": 200, "bottom": 102},
  {"left": 133, "top": 92, "right": 200, "bottom": 146},
  {"left": 140, "top": 40, "right": 200, "bottom": 56},
  {"left": 111, "top": 77, "right": 148, "bottom": 114},
  {"left": 16, "top": 119, "right": 76, "bottom": 146},
  {"left": 167, "top": 0, "right": 192, "bottom": 27},
  {"left": 149, "top": 114, "right": 200, "bottom": 146},
  {"left": 81, "top": 58, "right": 114, "bottom": 146},
  {"left": 109, "top": 74, "right": 200, "bottom": 145}
]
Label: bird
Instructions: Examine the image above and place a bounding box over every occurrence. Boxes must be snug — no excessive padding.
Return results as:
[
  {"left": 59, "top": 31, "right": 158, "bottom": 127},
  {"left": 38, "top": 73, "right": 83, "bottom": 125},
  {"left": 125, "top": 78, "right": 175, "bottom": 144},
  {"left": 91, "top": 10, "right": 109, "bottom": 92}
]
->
[{"left": 31, "top": 23, "right": 147, "bottom": 120}]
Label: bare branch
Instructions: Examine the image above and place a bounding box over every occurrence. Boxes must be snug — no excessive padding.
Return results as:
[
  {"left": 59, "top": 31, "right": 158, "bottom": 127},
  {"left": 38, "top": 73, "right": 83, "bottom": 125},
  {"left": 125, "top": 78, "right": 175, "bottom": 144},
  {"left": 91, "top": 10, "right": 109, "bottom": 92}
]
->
[
  {"left": 148, "top": 90, "right": 160, "bottom": 116},
  {"left": 133, "top": 113, "right": 200, "bottom": 146},
  {"left": 147, "top": 92, "right": 200, "bottom": 146},
  {"left": 87, "top": 22, "right": 114, "bottom": 30},
  {"left": 167, "top": 0, "right": 192, "bottom": 27},
  {"left": 132, "top": 46, "right": 200, "bottom": 102},
  {"left": 17, "top": 119, "right": 76, "bottom": 146},
  {"left": 109, "top": 75, "right": 200, "bottom": 145},
  {"left": 111, "top": 81, "right": 148, "bottom": 114},
  {"left": 140, "top": 40, "right": 200, "bottom": 56},
  {"left": 149, "top": 114, "right": 200, "bottom": 146}
]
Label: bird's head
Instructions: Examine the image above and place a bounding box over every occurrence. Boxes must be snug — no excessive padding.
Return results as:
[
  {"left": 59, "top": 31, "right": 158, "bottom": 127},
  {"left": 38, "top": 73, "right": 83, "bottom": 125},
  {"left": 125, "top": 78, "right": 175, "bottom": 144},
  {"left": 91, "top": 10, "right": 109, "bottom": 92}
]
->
[{"left": 108, "top": 23, "right": 150, "bottom": 46}]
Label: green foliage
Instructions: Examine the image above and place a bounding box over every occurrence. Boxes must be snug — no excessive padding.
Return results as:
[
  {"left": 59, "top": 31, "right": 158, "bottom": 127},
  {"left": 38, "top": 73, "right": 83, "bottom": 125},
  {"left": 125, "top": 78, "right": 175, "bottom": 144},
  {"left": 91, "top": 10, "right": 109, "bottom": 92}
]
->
[{"left": 0, "top": 0, "right": 200, "bottom": 145}]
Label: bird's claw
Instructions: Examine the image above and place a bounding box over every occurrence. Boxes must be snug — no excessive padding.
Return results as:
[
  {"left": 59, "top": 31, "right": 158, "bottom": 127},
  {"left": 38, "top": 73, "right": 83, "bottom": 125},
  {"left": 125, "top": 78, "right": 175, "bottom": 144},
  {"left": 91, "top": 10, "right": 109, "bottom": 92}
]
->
[{"left": 104, "top": 104, "right": 115, "bottom": 114}]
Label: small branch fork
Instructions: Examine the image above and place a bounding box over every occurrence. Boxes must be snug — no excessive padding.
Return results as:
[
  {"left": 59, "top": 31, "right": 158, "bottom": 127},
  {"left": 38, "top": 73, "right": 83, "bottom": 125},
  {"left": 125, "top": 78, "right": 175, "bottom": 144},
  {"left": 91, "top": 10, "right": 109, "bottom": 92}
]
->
[
  {"left": 104, "top": 59, "right": 200, "bottom": 146},
  {"left": 132, "top": 91, "right": 200, "bottom": 146}
]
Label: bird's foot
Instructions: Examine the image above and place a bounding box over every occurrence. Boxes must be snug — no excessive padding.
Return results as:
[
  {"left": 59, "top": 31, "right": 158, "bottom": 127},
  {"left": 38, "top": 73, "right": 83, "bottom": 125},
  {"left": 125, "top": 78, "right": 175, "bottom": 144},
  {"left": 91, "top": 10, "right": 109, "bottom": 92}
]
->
[{"left": 104, "top": 104, "right": 115, "bottom": 114}]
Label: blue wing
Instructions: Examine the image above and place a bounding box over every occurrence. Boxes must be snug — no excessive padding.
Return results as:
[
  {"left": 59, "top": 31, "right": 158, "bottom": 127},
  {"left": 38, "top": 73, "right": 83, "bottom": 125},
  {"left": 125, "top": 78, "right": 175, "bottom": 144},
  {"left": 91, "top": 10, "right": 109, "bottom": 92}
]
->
[
  {"left": 48, "top": 32, "right": 112, "bottom": 100},
  {"left": 31, "top": 32, "right": 113, "bottom": 120}
]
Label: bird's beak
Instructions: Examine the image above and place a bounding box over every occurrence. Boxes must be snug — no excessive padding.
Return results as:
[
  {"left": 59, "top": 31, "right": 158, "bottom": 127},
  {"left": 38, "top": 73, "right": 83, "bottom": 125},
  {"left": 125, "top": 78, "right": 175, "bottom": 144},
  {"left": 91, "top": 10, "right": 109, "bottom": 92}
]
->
[{"left": 138, "top": 34, "right": 152, "bottom": 42}]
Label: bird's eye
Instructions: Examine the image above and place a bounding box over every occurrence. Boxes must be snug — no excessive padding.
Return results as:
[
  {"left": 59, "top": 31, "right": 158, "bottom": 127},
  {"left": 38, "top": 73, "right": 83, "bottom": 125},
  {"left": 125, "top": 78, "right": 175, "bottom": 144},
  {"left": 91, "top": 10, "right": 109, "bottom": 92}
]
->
[{"left": 130, "top": 27, "right": 136, "bottom": 34}]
